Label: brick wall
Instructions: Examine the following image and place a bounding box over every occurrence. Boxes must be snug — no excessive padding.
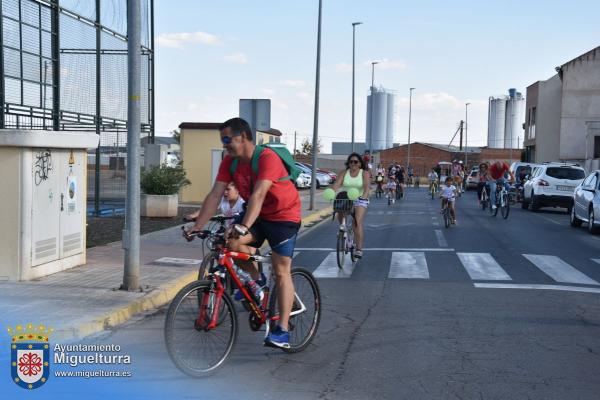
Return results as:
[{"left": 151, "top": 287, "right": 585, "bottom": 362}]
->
[{"left": 378, "top": 143, "right": 453, "bottom": 177}]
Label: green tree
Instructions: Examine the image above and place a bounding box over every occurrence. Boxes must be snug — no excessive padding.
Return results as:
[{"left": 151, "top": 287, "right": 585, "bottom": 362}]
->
[
  {"left": 172, "top": 128, "right": 181, "bottom": 144},
  {"left": 299, "top": 138, "right": 322, "bottom": 156}
]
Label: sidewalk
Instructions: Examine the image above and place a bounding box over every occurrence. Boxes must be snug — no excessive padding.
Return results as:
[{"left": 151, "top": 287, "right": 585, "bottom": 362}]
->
[{"left": 0, "top": 190, "right": 332, "bottom": 342}]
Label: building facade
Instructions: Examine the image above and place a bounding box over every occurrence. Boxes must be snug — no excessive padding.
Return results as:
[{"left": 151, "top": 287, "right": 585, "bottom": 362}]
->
[{"left": 523, "top": 74, "right": 562, "bottom": 163}]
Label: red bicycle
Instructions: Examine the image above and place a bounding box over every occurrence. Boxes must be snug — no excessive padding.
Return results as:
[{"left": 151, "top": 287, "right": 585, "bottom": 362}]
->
[{"left": 164, "top": 217, "right": 321, "bottom": 377}]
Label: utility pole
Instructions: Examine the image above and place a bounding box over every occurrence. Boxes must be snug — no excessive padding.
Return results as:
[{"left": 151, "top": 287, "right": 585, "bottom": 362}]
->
[
  {"left": 309, "top": 0, "right": 322, "bottom": 210},
  {"left": 293, "top": 130, "right": 297, "bottom": 156},
  {"left": 465, "top": 102, "right": 470, "bottom": 167},
  {"left": 122, "top": 0, "right": 141, "bottom": 291},
  {"left": 351, "top": 22, "right": 362, "bottom": 153},
  {"left": 407, "top": 87, "right": 415, "bottom": 171},
  {"left": 368, "top": 61, "right": 379, "bottom": 153}
]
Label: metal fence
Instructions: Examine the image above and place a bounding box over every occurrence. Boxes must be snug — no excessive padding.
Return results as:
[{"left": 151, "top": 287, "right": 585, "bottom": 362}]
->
[{"left": 0, "top": 0, "right": 154, "bottom": 214}]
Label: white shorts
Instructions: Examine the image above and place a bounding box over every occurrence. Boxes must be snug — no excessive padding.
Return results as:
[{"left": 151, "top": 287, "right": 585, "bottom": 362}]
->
[
  {"left": 355, "top": 198, "right": 369, "bottom": 209},
  {"left": 442, "top": 197, "right": 455, "bottom": 203}
]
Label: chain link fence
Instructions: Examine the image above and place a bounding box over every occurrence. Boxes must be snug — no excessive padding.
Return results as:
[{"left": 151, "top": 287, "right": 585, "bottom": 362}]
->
[{"left": 1, "top": 0, "right": 154, "bottom": 214}]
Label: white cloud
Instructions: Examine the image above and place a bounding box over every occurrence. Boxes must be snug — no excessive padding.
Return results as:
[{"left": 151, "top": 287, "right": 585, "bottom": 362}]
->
[
  {"left": 335, "top": 62, "right": 353, "bottom": 72},
  {"left": 224, "top": 53, "right": 248, "bottom": 64},
  {"left": 280, "top": 80, "right": 307, "bottom": 87},
  {"left": 156, "top": 31, "right": 221, "bottom": 48},
  {"left": 260, "top": 88, "right": 276, "bottom": 95},
  {"left": 363, "top": 58, "right": 408, "bottom": 70}
]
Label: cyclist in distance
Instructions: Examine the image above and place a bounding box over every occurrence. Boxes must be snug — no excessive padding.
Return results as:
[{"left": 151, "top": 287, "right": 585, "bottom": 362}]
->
[
  {"left": 331, "top": 152, "right": 371, "bottom": 259},
  {"left": 440, "top": 176, "right": 458, "bottom": 225},
  {"left": 477, "top": 162, "right": 489, "bottom": 206},
  {"left": 427, "top": 168, "right": 439, "bottom": 194},
  {"left": 184, "top": 117, "right": 301, "bottom": 349},
  {"left": 487, "top": 160, "right": 515, "bottom": 210}
]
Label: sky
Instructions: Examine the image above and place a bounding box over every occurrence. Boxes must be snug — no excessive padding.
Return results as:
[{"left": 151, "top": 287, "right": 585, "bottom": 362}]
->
[{"left": 153, "top": 0, "right": 600, "bottom": 152}]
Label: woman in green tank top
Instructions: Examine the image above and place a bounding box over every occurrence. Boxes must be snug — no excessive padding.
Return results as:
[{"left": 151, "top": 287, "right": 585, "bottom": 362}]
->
[{"left": 331, "top": 152, "right": 371, "bottom": 259}]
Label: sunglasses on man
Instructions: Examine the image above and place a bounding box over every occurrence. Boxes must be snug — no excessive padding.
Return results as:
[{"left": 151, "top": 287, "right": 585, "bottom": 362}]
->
[{"left": 220, "top": 132, "right": 242, "bottom": 145}]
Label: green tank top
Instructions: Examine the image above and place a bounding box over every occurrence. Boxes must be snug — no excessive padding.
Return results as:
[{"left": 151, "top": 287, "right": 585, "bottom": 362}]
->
[{"left": 342, "top": 169, "right": 363, "bottom": 192}]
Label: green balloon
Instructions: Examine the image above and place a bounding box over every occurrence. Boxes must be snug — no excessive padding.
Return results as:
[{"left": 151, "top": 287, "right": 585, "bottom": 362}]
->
[
  {"left": 347, "top": 188, "right": 360, "bottom": 200},
  {"left": 323, "top": 188, "right": 336, "bottom": 201}
]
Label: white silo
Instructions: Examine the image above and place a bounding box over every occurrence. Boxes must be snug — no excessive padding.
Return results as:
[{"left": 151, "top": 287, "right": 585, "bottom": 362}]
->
[
  {"left": 504, "top": 89, "right": 525, "bottom": 149},
  {"left": 386, "top": 92, "right": 395, "bottom": 149},
  {"left": 487, "top": 97, "right": 506, "bottom": 149},
  {"left": 366, "top": 87, "right": 394, "bottom": 151}
]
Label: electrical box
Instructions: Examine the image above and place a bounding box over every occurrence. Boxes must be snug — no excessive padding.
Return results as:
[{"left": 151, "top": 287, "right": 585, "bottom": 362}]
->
[{"left": 0, "top": 130, "right": 99, "bottom": 281}]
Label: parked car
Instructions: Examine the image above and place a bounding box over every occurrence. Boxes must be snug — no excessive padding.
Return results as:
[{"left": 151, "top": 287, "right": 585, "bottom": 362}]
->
[
  {"left": 570, "top": 170, "right": 600, "bottom": 234},
  {"left": 510, "top": 162, "right": 540, "bottom": 184},
  {"left": 522, "top": 163, "right": 586, "bottom": 212},
  {"left": 298, "top": 162, "right": 337, "bottom": 184},
  {"left": 294, "top": 163, "right": 330, "bottom": 188},
  {"left": 466, "top": 170, "right": 478, "bottom": 190},
  {"left": 295, "top": 172, "right": 312, "bottom": 189}
]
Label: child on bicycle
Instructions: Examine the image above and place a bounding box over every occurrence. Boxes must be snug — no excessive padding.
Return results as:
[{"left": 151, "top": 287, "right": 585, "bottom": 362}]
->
[
  {"left": 386, "top": 175, "right": 397, "bottom": 203},
  {"left": 375, "top": 172, "right": 384, "bottom": 195},
  {"left": 440, "top": 176, "right": 457, "bottom": 224}
]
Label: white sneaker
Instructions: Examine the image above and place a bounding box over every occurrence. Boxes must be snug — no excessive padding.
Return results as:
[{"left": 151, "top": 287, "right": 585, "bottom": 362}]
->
[{"left": 492, "top": 205, "right": 497, "bottom": 210}]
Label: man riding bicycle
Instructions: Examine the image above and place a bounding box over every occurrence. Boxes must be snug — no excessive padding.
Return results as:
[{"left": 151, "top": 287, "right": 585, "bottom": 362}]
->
[
  {"left": 487, "top": 161, "right": 515, "bottom": 210},
  {"left": 427, "top": 168, "right": 439, "bottom": 194},
  {"left": 184, "top": 117, "right": 300, "bottom": 349}
]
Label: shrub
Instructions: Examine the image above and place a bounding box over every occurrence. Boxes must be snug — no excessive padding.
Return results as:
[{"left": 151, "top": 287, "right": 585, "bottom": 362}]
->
[{"left": 140, "top": 164, "right": 190, "bottom": 195}]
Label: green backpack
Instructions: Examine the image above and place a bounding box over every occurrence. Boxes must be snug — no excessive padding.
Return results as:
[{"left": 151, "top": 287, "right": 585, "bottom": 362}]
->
[{"left": 229, "top": 143, "right": 301, "bottom": 182}]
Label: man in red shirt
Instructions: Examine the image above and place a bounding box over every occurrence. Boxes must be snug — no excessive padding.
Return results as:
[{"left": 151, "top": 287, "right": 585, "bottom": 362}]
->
[
  {"left": 487, "top": 161, "right": 515, "bottom": 209},
  {"left": 186, "top": 118, "right": 300, "bottom": 349}
]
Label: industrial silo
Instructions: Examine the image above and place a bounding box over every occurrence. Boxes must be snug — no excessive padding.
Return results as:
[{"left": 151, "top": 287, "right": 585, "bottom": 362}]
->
[
  {"left": 504, "top": 89, "right": 525, "bottom": 149},
  {"left": 487, "top": 97, "right": 506, "bottom": 149},
  {"left": 366, "top": 87, "right": 394, "bottom": 151},
  {"left": 386, "top": 92, "right": 395, "bottom": 149}
]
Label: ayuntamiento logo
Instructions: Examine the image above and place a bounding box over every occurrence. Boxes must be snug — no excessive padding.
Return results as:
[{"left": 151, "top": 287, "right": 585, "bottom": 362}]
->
[{"left": 8, "top": 323, "right": 53, "bottom": 390}]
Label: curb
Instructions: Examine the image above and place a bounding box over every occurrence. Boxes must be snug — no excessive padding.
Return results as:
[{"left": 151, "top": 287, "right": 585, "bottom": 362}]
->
[
  {"left": 63, "top": 206, "right": 333, "bottom": 342},
  {"left": 56, "top": 271, "right": 198, "bottom": 342}
]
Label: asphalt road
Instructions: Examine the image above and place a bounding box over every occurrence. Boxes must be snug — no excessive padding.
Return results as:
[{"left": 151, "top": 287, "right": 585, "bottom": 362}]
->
[{"left": 43, "top": 188, "right": 600, "bottom": 399}]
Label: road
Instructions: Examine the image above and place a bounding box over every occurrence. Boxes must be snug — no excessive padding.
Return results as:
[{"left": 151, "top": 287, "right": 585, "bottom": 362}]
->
[{"left": 24, "top": 188, "right": 600, "bottom": 399}]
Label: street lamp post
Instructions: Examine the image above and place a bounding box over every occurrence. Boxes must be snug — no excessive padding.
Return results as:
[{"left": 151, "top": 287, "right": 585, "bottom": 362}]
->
[
  {"left": 465, "top": 102, "right": 470, "bottom": 168},
  {"left": 351, "top": 22, "right": 362, "bottom": 154},
  {"left": 407, "top": 87, "right": 415, "bottom": 172},
  {"left": 309, "top": 0, "right": 322, "bottom": 210},
  {"left": 369, "top": 61, "right": 379, "bottom": 152}
]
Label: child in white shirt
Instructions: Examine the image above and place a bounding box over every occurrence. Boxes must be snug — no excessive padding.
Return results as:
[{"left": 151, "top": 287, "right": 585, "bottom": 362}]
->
[{"left": 440, "top": 177, "right": 457, "bottom": 224}]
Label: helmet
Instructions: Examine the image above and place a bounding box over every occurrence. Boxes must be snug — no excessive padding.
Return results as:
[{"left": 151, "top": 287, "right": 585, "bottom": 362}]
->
[{"left": 458, "top": 160, "right": 463, "bottom": 164}]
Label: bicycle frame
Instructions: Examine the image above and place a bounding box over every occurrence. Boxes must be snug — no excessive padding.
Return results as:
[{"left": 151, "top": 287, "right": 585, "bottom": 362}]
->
[{"left": 200, "top": 249, "right": 308, "bottom": 336}]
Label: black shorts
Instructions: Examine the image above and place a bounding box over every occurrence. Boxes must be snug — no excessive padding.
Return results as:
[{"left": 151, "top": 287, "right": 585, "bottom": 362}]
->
[{"left": 234, "top": 212, "right": 300, "bottom": 257}]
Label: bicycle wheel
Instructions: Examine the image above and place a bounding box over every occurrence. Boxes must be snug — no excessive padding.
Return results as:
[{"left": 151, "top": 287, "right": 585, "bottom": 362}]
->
[
  {"left": 165, "top": 280, "right": 238, "bottom": 377},
  {"left": 501, "top": 193, "right": 510, "bottom": 219},
  {"left": 431, "top": 186, "right": 435, "bottom": 199},
  {"left": 268, "top": 268, "right": 321, "bottom": 353},
  {"left": 491, "top": 200, "right": 499, "bottom": 217},
  {"left": 444, "top": 209, "right": 451, "bottom": 228},
  {"left": 336, "top": 231, "right": 345, "bottom": 269},
  {"left": 348, "top": 223, "right": 357, "bottom": 263}
]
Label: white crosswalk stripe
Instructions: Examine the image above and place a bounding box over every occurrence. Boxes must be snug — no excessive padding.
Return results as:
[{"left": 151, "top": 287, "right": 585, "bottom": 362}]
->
[
  {"left": 299, "top": 250, "right": 599, "bottom": 286},
  {"left": 388, "top": 252, "right": 429, "bottom": 279},
  {"left": 457, "top": 253, "right": 512, "bottom": 281},
  {"left": 523, "top": 255, "right": 599, "bottom": 285},
  {"left": 312, "top": 252, "right": 356, "bottom": 278}
]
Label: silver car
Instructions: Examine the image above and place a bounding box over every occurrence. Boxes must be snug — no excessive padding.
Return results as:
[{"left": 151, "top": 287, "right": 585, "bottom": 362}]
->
[
  {"left": 295, "top": 163, "right": 330, "bottom": 188},
  {"left": 295, "top": 172, "right": 311, "bottom": 189},
  {"left": 571, "top": 170, "right": 600, "bottom": 234}
]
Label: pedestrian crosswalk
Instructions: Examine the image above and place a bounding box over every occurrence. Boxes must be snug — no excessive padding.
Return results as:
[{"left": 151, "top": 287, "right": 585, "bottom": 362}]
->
[{"left": 305, "top": 250, "right": 600, "bottom": 286}]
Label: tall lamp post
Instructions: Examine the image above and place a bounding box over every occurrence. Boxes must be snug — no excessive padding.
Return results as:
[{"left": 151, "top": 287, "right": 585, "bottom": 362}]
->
[
  {"left": 407, "top": 87, "right": 415, "bottom": 171},
  {"left": 368, "top": 61, "right": 379, "bottom": 152},
  {"left": 351, "top": 22, "right": 362, "bottom": 153},
  {"left": 309, "top": 0, "right": 323, "bottom": 210},
  {"left": 465, "top": 102, "right": 470, "bottom": 167}
]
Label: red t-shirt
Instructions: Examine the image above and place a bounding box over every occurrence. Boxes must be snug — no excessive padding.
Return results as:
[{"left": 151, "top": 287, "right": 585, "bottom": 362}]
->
[
  {"left": 489, "top": 162, "right": 510, "bottom": 180},
  {"left": 215, "top": 148, "right": 301, "bottom": 223}
]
